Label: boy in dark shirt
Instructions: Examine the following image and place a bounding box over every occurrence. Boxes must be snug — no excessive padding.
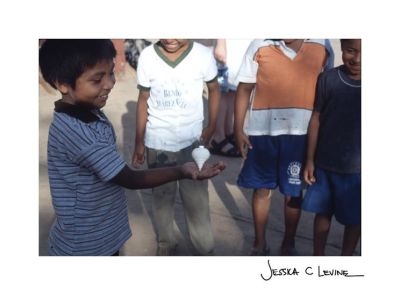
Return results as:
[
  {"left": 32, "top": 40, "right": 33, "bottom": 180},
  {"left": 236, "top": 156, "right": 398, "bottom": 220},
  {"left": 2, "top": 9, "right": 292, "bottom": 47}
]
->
[{"left": 302, "top": 39, "right": 361, "bottom": 255}]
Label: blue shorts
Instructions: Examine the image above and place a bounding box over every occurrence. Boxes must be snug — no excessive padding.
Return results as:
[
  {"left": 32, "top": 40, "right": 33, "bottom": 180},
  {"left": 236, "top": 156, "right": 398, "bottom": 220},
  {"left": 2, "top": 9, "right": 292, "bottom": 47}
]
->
[
  {"left": 237, "top": 135, "right": 306, "bottom": 197},
  {"left": 302, "top": 167, "right": 361, "bottom": 225}
]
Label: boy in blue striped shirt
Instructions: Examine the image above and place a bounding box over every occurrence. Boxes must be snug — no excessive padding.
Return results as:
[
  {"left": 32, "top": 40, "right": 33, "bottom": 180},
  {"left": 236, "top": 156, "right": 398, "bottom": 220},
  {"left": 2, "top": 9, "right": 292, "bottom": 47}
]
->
[{"left": 39, "top": 39, "right": 225, "bottom": 256}]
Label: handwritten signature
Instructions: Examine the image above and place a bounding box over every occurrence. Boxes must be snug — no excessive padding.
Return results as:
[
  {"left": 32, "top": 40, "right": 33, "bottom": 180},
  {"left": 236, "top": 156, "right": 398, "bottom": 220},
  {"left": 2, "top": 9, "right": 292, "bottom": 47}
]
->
[{"left": 261, "top": 260, "right": 364, "bottom": 281}]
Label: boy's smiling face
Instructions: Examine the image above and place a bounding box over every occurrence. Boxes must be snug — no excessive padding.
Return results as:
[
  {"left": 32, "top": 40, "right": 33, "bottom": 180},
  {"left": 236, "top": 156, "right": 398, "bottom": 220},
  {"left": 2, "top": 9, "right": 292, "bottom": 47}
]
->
[
  {"left": 57, "top": 59, "right": 116, "bottom": 109},
  {"left": 159, "top": 39, "right": 189, "bottom": 53},
  {"left": 341, "top": 39, "right": 361, "bottom": 80}
]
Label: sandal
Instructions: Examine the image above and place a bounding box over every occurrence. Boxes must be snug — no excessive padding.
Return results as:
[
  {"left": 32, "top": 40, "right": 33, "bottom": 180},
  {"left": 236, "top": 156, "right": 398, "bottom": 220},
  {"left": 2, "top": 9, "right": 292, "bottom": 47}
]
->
[
  {"left": 209, "top": 138, "right": 241, "bottom": 157},
  {"left": 226, "top": 133, "right": 236, "bottom": 146}
]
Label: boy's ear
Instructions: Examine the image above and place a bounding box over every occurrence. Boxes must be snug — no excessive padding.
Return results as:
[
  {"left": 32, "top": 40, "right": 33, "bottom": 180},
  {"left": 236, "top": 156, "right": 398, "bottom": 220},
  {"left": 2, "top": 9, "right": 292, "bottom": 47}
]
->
[{"left": 54, "top": 81, "right": 69, "bottom": 95}]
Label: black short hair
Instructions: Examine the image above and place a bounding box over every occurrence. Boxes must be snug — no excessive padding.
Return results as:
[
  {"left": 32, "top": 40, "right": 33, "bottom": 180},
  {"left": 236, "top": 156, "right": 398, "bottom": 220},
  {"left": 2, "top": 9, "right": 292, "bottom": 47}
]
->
[
  {"left": 39, "top": 39, "right": 116, "bottom": 89},
  {"left": 340, "top": 39, "right": 356, "bottom": 46}
]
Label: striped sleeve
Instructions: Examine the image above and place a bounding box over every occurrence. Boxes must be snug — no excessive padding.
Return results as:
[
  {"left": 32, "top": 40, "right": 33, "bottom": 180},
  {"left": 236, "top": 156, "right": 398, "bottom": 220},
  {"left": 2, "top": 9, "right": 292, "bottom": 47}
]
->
[{"left": 75, "top": 143, "right": 126, "bottom": 181}]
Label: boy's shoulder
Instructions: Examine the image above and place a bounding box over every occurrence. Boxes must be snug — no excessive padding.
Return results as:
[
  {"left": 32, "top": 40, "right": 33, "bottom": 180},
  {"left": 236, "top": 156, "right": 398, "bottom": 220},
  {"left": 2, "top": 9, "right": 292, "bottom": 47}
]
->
[
  {"left": 250, "top": 39, "right": 276, "bottom": 50},
  {"left": 140, "top": 43, "right": 156, "bottom": 58},
  {"left": 50, "top": 102, "right": 110, "bottom": 142},
  {"left": 318, "top": 65, "right": 361, "bottom": 90},
  {"left": 321, "top": 65, "right": 339, "bottom": 77},
  {"left": 192, "top": 41, "right": 214, "bottom": 56},
  {"left": 322, "top": 65, "right": 361, "bottom": 88},
  {"left": 304, "top": 39, "right": 330, "bottom": 47},
  {"left": 320, "top": 65, "right": 354, "bottom": 84},
  {"left": 317, "top": 66, "right": 340, "bottom": 87}
]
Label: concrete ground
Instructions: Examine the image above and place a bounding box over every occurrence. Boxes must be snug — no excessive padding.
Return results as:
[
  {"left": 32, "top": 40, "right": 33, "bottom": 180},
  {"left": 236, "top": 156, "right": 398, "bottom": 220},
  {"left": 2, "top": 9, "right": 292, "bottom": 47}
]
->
[{"left": 38, "top": 39, "right": 360, "bottom": 256}]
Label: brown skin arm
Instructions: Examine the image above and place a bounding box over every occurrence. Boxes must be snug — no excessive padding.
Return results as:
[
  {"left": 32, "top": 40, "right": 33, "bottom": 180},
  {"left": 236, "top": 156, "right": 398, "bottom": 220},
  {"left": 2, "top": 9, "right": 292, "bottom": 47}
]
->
[
  {"left": 214, "top": 39, "right": 227, "bottom": 64},
  {"left": 132, "top": 89, "right": 150, "bottom": 168},
  {"left": 201, "top": 80, "right": 220, "bottom": 145},
  {"left": 303, "top": 111, "right": 320, "bottom": 185},
  {"left": 234, "top": 82, "right": 255, "bottom": 159},
  {"left": 110, "top": 161, "right": 226, "bottom": 190}
]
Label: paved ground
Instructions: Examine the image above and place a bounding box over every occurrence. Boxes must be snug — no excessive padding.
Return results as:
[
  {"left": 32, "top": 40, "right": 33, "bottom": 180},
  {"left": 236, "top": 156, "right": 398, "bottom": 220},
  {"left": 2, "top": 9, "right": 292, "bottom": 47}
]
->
[{"left": 38, "top": 39, "right": 360, "bottom": 256}]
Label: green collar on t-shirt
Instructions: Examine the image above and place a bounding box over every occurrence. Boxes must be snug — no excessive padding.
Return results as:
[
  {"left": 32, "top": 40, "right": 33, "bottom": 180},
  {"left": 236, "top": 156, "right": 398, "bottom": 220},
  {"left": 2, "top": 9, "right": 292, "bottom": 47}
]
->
[{"left": 154, "top": 40, "right": 194, "bottom": 68}]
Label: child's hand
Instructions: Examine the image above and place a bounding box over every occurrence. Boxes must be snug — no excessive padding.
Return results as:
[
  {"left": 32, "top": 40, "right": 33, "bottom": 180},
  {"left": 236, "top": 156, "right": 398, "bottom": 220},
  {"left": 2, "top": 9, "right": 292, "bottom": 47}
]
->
[
  {"left": 182, "top": 161, "right": 226, "bottom": 180},
  {"left": 235, "top": 131, "right": 252, "bottom": 159},
  {"left": 303, "top": 161, "right": 316, "bottom": 185},
  {"left": 132, "top": 142, "right": 145, "bottom": 168}
]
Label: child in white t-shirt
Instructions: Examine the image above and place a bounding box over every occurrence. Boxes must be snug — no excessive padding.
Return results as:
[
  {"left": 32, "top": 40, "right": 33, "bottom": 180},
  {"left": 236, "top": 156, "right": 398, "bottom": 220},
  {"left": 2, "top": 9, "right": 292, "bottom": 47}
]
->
[{"left": 132, "top": 39, "right": 220, "bottom": 255}]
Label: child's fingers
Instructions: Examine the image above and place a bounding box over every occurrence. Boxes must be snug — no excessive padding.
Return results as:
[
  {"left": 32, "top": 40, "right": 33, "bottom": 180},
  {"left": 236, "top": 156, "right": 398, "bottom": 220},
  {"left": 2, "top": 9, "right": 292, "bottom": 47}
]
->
[
  {"left": 241, "top": 145, "right": 248, "bottom": 159},
  {"left": 243, "top": 137, "right": 252, "bottom": 149},
  {"left": 132, "top": 153, "right": 145, "bottom": 168},
  {"left": 209, "top": 161, "right": 226, "bottom": 175},
  {"left": 239, "top": 140, "right": 251, "bottom": 159},
  {"left": 304, "top": 171, "right": 316, "bottom": 185}
]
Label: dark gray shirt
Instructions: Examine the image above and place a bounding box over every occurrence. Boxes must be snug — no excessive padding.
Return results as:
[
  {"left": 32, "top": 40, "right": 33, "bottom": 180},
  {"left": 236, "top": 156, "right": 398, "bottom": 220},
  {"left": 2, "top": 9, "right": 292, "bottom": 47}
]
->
[{"left": 314, "top": 65, "right": 361, "bottom": 174}]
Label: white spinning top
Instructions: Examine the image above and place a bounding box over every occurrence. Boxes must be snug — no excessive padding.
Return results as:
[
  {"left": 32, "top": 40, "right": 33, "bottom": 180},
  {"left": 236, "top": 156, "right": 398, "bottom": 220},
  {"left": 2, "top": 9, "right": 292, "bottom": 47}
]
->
[{"left": 191, "top": 145, "right": 210, "bottom": 170}]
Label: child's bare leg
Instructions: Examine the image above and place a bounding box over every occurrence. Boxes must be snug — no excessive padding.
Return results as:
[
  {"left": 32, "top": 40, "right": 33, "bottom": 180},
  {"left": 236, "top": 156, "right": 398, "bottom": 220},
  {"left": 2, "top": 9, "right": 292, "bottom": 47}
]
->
[
  {"left": 341, "top": 224, "right": 361, "bottom": 256},
  {"left": 313, "top": 214, "right": 332, "bottom": 256},
  {"left": 281, "top": 196, "right": 301, "bottom": 254},
  {"left": 213, "top": 92, "right": 229, "bottom": 143},
  {"left": 223, "top": 91, "right": 235, "bottom": 136},
  {"left": 252, "top": 188, "right": 272, "bottom": 250}
]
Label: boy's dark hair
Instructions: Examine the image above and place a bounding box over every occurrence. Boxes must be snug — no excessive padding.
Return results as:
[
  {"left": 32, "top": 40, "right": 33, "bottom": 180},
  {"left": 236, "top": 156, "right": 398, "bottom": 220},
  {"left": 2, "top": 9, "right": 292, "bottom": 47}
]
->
[
  {"left": 39, "top": 39, "right": 116, "bottom": 89},
  {"left": 340, "top": 39, "right": 354, "bottom": 46}
]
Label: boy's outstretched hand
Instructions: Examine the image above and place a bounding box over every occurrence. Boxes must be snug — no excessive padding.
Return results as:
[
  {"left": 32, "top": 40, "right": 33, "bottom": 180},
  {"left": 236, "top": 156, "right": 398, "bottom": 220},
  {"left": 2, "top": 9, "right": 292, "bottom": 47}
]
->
[{"left": 182, "top": 161, "right": 226, "bottom": 180}]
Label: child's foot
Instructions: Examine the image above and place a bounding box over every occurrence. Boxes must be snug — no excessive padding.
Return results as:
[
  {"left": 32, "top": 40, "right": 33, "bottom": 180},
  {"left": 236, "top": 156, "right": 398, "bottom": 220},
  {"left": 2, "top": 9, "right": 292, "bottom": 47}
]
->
[
  {"left": 156, "top": 245, "right": 177, "bottom": 256},
  {"left": 249, "top": 242, "right": 271, "bottom": 256},
  {"left": 249, "top": 246, "right": 270, "bottom": 256},
  {"left": 280, "top": 246, "right": 298, "bottom": 256}
]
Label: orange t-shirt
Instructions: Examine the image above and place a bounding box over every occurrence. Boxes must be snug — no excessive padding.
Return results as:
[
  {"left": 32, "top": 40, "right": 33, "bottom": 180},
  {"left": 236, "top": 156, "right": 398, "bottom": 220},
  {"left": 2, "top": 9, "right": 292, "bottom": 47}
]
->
[{"left": 252, "top": 42, "right": 327, "bottom": 110}]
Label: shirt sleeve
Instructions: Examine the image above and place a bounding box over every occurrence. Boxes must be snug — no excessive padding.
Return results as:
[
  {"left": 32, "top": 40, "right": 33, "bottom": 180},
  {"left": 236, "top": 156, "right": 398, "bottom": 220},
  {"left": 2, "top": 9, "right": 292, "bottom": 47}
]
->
[
  {"left": 136, "top": 47, "right": 151, "bottom": 90},
  {"left": 203, "top": 47, "right": 218, "bottom": 82},
  {"left": 75, "top": 142, "right": 126, "bottom": 182},
  {"left": 235, "top": 39, "right": 261, "bottom": 84}
]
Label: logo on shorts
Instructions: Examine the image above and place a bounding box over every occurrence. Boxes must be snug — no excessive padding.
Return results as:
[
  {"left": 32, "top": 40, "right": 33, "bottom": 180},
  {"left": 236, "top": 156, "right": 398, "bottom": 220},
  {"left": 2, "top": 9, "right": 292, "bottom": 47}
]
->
[{"left": 287, "top": 161, "right": 301, "bottom": 185}]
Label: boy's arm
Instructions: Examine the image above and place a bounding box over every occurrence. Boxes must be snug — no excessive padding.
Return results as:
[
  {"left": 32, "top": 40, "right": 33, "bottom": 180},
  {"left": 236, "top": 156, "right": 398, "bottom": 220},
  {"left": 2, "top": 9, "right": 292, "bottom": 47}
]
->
[
  {"left": 201, "top": 80, "right": 220, "bottom": 145},
  {"left": 110, "top": 161, "right": 226, "bottom": 190},
  {"left": 304, "top": 111, "right": 320, "bottom": 185},
  {"left": 234, "top": 82, "right": 254, "bottom": 159},
  {"left": 132, "top": 89, "right": 150, "bottom": 168},
  {"left": 323, "top": 39, "right": 335, "bottom": 70},
  {"left": 214, "top": 39, "right": 227, "bottom": 64}
]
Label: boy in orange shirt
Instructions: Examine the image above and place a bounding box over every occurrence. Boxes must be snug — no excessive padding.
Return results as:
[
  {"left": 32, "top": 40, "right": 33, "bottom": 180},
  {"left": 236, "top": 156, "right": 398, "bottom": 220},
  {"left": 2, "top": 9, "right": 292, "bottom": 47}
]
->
[{"left": 234, "top": 39, "right": 334, "bottom": 255}]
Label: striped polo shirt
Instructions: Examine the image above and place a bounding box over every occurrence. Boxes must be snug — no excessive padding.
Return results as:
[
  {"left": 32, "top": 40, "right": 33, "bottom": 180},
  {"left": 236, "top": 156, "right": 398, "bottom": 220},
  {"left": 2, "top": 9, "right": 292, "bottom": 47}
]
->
[
  {"left": 47, "top": 100, "right": 132, "bottom": 255},
  {"left": 237, "top": 39, "right": 334, "bottom": 136}
]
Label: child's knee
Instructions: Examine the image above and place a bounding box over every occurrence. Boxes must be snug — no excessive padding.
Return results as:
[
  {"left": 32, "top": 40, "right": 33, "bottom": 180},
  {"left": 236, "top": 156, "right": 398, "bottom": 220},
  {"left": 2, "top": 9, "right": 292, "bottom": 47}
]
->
[
  {"left": 254, "top": 188, "right": 272, "bottom": 199},
  {"left": 286, "top": 196, "right": 303, "bottom": 208}
]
